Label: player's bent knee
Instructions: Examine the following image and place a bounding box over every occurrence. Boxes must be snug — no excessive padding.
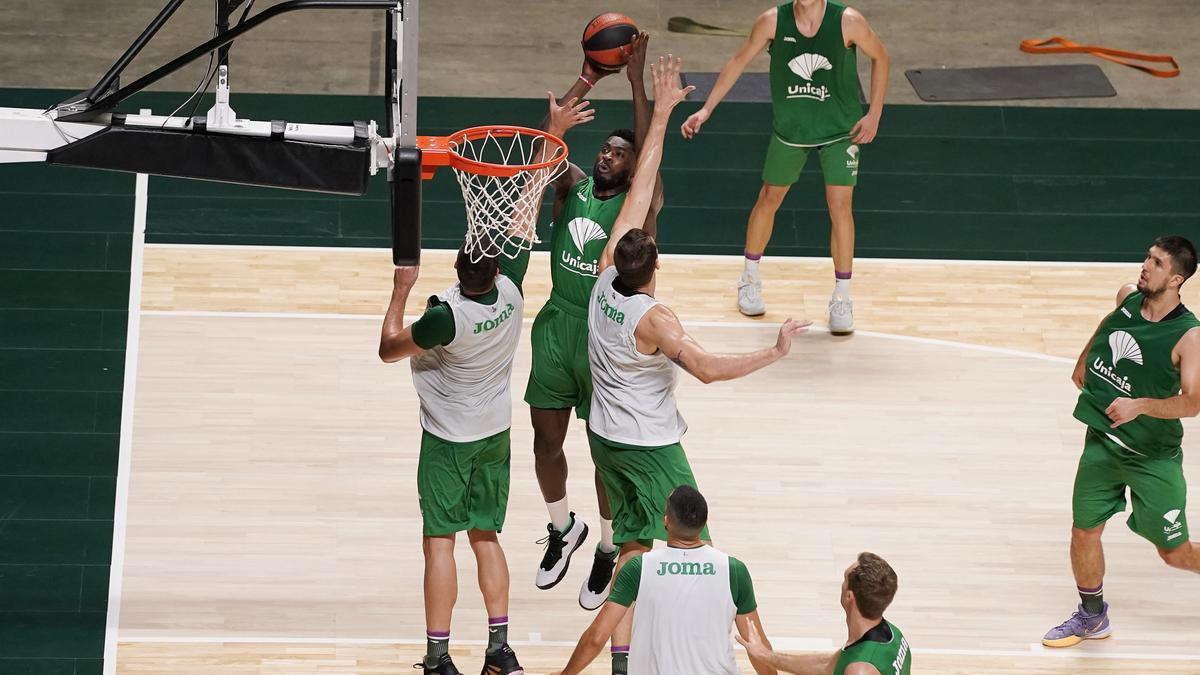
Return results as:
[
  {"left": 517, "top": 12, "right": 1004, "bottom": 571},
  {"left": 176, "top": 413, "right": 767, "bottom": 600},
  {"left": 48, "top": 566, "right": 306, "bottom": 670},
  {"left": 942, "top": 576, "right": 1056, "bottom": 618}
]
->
[{"left": 1157, "top": 544, "right": 1190, "bottom": 568}]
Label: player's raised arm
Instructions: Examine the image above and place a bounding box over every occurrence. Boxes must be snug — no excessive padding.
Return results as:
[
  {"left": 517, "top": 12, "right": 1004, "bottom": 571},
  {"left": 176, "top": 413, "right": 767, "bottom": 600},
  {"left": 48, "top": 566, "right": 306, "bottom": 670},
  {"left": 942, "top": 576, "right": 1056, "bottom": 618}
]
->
[
  {"left": 378, "top": 266, "right": 424, "bottom": 362},
  {"left": 599, "top": 54, "right": 693, "bottom": 271},
  {"left": 626, "top": 32, "right": 665, "bottom": 237},
  {"left": 639, "top": 304, "right": 809, "bottom": 384},
  {"left": 680, "top": 9, "right": 775, "bottom": 139}
]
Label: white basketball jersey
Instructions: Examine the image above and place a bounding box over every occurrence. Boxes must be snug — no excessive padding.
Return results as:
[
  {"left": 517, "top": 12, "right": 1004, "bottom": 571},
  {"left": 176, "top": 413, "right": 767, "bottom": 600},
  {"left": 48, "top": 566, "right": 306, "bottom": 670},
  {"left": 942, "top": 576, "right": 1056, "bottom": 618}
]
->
[
  {"left": 587, "top": 267, "right": 687, "bottom": 447},
  {"left": 630, "top": 546, "right": 739, "bottom": 675},
  {"left": 410, "top": 276, "right": 523, "bottom": 442}
]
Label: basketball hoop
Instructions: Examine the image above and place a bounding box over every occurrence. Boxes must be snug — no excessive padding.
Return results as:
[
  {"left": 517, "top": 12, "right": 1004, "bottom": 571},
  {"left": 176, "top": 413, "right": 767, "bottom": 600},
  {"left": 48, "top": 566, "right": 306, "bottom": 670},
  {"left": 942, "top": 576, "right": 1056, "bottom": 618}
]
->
[{"left": 418, "top": 126, "right": 568, "bottom": 262}]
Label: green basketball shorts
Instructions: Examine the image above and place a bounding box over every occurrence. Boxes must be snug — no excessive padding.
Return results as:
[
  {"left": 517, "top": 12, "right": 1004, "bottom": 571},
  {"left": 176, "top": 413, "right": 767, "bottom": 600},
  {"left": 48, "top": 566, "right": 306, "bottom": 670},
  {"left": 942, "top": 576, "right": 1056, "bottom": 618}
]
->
[
  {"left": 524, "top": 300, "right": 592, "bottom": 419},
  {"left": 1072, "top": 428, "right": 1189, "bottom": 549},
  {"left": 417, "top": 429, "right": 511, "bottom": 536},
  {"left": 588, "top": 432, "right": 710, "bottom": 546},
  {"left": 761, "top": 134, "right": 859, "bottom": 187}
]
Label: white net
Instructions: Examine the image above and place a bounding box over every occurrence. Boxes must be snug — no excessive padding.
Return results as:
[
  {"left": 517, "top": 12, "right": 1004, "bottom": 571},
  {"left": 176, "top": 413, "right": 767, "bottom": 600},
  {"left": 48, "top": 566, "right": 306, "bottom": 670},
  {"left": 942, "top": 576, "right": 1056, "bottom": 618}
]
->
[{"left": 449, "top": 128, "right": 568, "bottom": 262}]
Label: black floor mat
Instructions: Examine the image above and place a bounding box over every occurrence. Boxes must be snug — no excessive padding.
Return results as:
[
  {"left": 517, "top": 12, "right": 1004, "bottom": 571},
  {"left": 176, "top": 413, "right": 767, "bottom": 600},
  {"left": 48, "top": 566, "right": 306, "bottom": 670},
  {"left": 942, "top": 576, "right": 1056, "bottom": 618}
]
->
[{"left": 905, "top": 64, "right": 1116, "bottom": 102}]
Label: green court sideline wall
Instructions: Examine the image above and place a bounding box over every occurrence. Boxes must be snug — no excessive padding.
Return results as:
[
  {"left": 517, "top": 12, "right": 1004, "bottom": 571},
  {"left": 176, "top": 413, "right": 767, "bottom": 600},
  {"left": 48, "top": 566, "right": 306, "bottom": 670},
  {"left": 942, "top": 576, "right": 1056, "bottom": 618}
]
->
[{"left": 0, "top": 87, "right": 1198, "bottom": 670}]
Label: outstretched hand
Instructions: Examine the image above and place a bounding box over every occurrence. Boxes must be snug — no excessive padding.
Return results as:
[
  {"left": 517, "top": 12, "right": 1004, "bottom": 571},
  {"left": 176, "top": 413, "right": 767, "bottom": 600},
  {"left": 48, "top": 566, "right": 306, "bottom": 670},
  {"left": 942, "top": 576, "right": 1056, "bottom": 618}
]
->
[
  {"left": 735, "top": 618, "right": 772, "bottom": 661},
  {"left": 774, "top": 318, "right": 811, "bottom": 356},
  {"left": 650, "top": 54, "right": 695, "bottom": 114},
  {"left": 546, "top": 92, "right": 595, "bottom": 135}
]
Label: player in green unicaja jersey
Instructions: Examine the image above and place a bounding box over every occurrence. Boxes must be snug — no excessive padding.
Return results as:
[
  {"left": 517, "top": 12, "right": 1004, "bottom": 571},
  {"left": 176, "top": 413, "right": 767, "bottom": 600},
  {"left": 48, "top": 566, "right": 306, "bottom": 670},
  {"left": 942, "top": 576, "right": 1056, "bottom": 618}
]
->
[
  {"left": 738, "top": 552, "right": 911, "bottom": 675},
  {"left": 527, "top": 33, "right": 666, "bottom": 610},
  {"left": 682, "top": 0, "right": 890, "bottom": 333},
  {"left": 1043, "top": 236, "right": 1200, "bottom": 649}
]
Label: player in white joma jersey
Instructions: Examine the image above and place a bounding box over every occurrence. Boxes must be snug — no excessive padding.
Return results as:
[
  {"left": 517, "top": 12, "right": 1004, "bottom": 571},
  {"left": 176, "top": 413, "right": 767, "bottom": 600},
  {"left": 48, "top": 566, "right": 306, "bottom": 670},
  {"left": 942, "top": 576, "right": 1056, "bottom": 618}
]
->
[
  {"left": 551, "top": 487, "right": 776, "bottom": 675},
  {"left": 379, "top": 245, "right": 530, "bottom": 675},
  {"left": 582, "top": 54, "right": 808, "bottom": 675}
]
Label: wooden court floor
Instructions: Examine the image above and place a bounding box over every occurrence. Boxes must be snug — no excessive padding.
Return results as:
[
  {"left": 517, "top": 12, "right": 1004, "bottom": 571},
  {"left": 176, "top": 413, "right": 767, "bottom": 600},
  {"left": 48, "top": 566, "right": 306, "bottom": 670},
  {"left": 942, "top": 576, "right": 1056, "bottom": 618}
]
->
[{"left": 117, "top": 246, "right": 1200, "bottom": 674}]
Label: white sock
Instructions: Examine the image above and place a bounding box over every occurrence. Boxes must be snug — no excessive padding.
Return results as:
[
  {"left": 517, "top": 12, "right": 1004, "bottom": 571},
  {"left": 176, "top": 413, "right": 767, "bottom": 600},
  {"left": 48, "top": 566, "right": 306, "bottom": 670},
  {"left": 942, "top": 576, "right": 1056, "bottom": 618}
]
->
[
  {"left": 599, "top": 518, "right": 616, "bottom": 554},
  {"left": 546, "top": 497, "right": 571, "bottom": 533},
  {"left": 834, "top": 277, "right": 851, "bottom": 298},
  {"left": 743, "top": 257, "right": 760, "bottom": 281}
]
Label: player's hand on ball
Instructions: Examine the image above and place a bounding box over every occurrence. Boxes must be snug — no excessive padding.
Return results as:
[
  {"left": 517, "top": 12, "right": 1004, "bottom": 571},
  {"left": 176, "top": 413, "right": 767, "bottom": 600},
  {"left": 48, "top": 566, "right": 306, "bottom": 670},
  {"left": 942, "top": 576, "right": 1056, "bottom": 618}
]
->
[
  {"left": 582, "top": 58, "right": 619, "bottom": 83},
  {"left": 1105, "top": 397, "right": 1143, "bottom": 427},
  {"left": 626, "top": 32, "right": 649, "bottom": 82},
  {"left": 850, "top": 111, "right": 881, "bottom": 144},
  {"left": 393, "top": 265, "right": 419, "bottom": 289},
  {"left": 681, "top": 108, "right": 709, "bottom": 139},
  {"left": 650, "top": 54, "right": 695, "bottom": 112},
  {"left": 546, "top": 92, "right": 595, "bottom": 134},
  {"left": 775, "top": 318, "right": 811, "bottom": 356}
]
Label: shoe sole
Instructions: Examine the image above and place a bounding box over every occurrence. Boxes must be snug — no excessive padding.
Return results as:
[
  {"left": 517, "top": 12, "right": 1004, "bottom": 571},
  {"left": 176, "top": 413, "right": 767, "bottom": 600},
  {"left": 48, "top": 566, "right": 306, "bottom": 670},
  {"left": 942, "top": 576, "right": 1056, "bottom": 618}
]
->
[
  {"left": 534, "top": 523, "right": 590, "bottom": 590},
  {"left": 579, "top": 587, "right": 608, "bottom": 611},
  {"left": 738, "top": 306, "right": 765, "bottom": 317},
  {"left": 830, "top": 327, "right": 854, "bottom": 336},
  {"left": 1041, "top": 629, "right": 1112, "bottom": 648}
]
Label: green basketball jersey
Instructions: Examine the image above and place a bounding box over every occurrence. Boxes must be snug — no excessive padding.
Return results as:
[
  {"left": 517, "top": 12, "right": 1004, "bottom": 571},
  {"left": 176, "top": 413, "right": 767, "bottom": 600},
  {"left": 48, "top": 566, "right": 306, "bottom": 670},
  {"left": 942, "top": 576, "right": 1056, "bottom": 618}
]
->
[
  {"left": 834, "top": 621, "right": 910, "bottom": 675},
  {"left": 769, "top": 1, "right": 863, "bottom": 146},
  {"left": 1074, "top": 291, "right": 1200, "bottom": 458},
  {"left": 548, "top": 176, "right": 628, "bottom": 313}
]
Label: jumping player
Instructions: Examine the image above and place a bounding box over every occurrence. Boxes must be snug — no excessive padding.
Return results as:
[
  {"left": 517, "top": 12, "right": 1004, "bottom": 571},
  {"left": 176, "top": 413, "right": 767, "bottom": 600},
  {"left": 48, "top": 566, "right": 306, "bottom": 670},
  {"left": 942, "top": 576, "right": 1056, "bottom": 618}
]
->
[
  {"left": 588, "top": 54, "right": 807, "bottom": 674},
  {"left": 527, "top": 32, "right": 666, "bottom": 610}
]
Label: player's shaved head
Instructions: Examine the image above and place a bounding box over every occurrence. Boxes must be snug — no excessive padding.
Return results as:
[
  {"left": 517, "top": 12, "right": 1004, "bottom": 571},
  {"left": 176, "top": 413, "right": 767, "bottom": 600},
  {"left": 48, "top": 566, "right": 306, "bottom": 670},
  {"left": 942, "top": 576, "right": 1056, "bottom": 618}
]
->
[
  {"left": 665, "top": 485, "right": 708, "bottom": 538},
  {"left": 614, "top": 229, "right": 658, "bottom": 288},
  {"left": 455, "top": 244, "right": 498, "bottom": 295}
]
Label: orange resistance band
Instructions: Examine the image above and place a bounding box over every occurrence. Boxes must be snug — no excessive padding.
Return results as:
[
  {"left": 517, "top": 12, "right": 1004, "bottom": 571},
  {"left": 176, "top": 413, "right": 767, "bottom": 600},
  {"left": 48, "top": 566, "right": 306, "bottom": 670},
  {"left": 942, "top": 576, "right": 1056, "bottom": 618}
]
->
[{"left": 1020, "top": 36, "right": 1180, "bottom": 78}]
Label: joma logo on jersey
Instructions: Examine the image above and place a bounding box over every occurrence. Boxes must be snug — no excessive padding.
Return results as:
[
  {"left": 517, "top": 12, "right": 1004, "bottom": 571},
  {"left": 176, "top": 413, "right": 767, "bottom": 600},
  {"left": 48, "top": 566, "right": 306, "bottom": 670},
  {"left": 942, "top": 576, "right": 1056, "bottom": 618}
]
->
[
  {"left": 597, "top": 293, "right": 625, "bottom": 325},
  {"left": 892, "top": 637, "right": 910, "bottom": 674},
  {"left": 472, "top": 303, "right": 515, "bottom": 334},
  {"left": 656, "top": 561, "right": 717, "bottom": 576}
]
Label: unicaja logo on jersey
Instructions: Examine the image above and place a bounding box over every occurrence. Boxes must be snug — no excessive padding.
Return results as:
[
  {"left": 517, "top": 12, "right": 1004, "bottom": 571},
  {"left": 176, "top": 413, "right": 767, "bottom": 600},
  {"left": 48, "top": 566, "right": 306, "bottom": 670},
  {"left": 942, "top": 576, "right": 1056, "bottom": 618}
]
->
[
  {"left": 786, "top": 54, "right": 832, "bottom": 101},
  {"left": 1164, "top": 509, "right": 1184, "bottom": 540},
  {"left": 1109, "top": 331, "right": 1143, "bottom": 366},
  {"left": 845, "top": 145, "right": 859, "bottom": 175},
  {"left": 559, "top": 217, "right": 607, "bottom": 277},
  {"left": 568, "top": 217, "right": 607, "bottom": 253}
]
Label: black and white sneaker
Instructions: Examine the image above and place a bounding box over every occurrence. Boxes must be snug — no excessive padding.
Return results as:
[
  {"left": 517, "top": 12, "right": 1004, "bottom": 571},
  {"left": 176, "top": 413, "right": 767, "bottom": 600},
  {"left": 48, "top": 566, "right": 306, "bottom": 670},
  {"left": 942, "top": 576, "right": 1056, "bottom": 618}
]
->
[
  {"left": 481, "top": 643, "right": 524, "bottom": 675},
  {"left": 578, "top": 545, "right": 618, "bottom": 610},
  {"left": 415, "top": 653, "right": 462, "bottom": 675},
  {"left": 535, "top": 513, "right": 589, "bottom": 589}
]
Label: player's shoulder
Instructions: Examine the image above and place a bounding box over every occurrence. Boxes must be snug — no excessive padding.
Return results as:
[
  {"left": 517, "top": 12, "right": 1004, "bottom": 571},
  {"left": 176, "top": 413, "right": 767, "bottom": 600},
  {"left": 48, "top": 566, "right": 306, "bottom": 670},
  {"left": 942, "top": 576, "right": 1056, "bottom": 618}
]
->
[
  {"left": 841, "top": 6, "right": 868, "bottom": 26},
  {"left": 842, "top": 662, "right": 882, "bottom": 675},
  {"left": 1116, "top": 283, "right": 1139, "bottom": 306}
]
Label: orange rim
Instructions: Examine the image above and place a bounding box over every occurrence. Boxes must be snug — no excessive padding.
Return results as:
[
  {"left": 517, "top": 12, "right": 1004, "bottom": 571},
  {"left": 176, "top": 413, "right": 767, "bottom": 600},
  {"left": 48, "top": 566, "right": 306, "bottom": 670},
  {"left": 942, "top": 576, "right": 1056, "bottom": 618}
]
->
[{"left": 417, "top": 125, "right": 568, "bottom": 178}]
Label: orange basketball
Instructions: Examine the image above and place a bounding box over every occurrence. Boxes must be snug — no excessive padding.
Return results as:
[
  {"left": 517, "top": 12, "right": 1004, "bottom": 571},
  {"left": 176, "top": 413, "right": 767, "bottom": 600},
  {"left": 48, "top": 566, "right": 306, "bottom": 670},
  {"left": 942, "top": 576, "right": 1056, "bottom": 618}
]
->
[{"left": 582, "top": 12, "right": 638, "bottom": 71}]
